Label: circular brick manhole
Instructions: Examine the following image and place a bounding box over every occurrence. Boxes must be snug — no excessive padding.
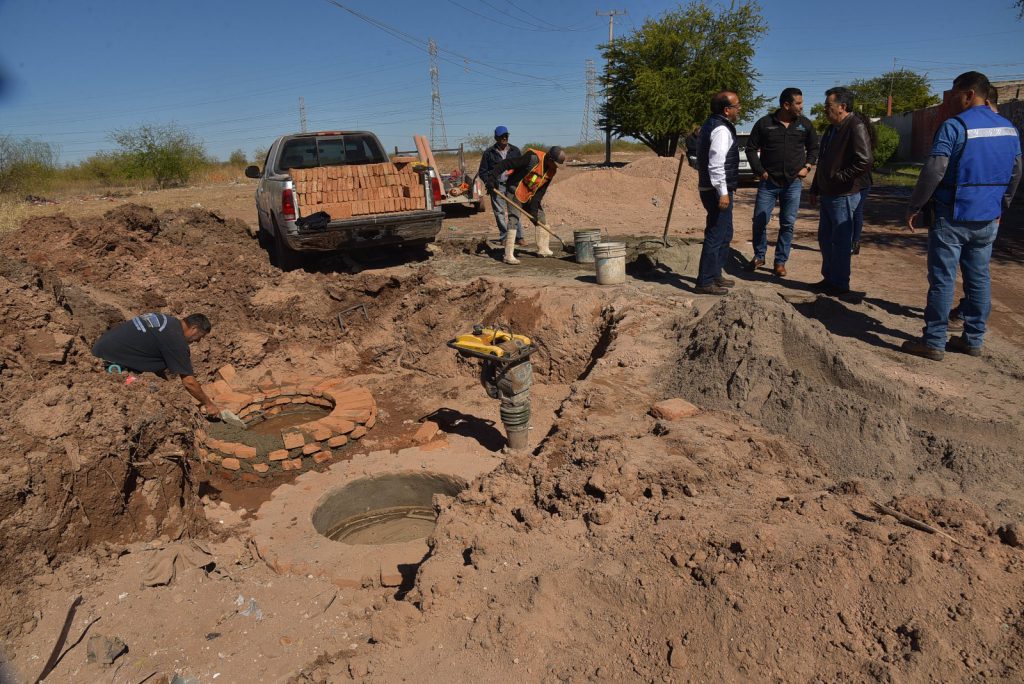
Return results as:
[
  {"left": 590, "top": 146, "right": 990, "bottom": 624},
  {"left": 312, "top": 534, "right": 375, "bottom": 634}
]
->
[
  {"left": 194, "top": 375, "right": 376, "bottom": 483},
  {"left": 312, "top": 473, "right": 465, "bottom": 545}
]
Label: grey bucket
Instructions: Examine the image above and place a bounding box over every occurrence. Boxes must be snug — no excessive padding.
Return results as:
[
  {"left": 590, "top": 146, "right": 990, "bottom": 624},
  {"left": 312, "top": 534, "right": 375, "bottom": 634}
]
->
[
  {"left": 594, "top": 242, "right": 627, "bottom": 285},
  {"left": 573, "top": 229, "right": 603, "bottom": 263}
]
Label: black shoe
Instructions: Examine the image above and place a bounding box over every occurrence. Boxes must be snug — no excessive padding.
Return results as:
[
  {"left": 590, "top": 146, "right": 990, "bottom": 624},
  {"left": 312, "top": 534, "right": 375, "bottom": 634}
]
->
[
  {"left": 694, "top": 285, "right": 729, "bottom": 296},
  {"left": 823, "top": 284, "right": 851, "bottom": 297},
  {"left": 715, "top": 277, "right": 735, "bottom": 288},
  {"left": 902, "top": 340, "right": 944, "bottom": 361},
  {"left": 851, "top": 240, "right": 861, "bottom": 255},
  {"left": 810, "top": 279, "right": 830, "bottom": 291},
  {"left": 746, "top": 258, "right": 765, "bottom": 272},
  {"left": 946, "top": 336, "right": 982, "bottom": 357}
]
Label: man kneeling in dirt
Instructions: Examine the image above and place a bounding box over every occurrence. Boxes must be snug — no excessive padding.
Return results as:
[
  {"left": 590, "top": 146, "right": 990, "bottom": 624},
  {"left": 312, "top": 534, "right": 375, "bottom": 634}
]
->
[{"left": 92, "top": 313, "right": 222, "bottom": 417}]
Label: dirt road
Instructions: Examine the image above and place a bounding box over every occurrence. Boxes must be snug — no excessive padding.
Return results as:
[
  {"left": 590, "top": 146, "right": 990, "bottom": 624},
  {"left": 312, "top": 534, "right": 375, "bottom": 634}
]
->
[{"left": 1, "top": 154, "right": 1022, "bottom": 683}]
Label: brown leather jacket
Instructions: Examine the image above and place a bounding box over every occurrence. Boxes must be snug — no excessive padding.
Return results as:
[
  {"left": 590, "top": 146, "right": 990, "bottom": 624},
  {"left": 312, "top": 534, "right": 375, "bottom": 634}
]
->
[{"left": 810, "top": 114, "right": 873, "bottom": 196}]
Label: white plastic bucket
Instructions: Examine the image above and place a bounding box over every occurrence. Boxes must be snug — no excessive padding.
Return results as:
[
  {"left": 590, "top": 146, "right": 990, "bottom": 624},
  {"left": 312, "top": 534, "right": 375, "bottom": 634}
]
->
[
  {"left": 594, "top": 242, "right": 626, "bottom": 285},
  {"left": 573, "top": 229, "right": 603, "bottom": 263}
]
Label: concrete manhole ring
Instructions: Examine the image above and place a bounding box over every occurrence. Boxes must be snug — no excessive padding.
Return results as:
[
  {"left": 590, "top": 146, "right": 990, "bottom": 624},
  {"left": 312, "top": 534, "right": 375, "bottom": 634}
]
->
[
  {"left": 250, "top": 450, "right": 498, "bottom": 588},
  {"left": 193, "top": 373, "right": 376, "bottom": 483}
]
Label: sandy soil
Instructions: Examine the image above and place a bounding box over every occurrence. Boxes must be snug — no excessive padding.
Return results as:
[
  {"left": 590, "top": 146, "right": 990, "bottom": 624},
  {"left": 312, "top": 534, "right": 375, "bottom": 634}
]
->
[{"left": 1, "top": 152, "right": 1022, "bottom": 683}]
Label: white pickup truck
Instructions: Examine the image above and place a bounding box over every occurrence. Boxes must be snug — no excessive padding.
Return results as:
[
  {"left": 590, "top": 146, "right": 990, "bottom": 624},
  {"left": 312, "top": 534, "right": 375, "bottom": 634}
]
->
[{"left": 245, "top": 130, "right": 444, "bottom": 269}]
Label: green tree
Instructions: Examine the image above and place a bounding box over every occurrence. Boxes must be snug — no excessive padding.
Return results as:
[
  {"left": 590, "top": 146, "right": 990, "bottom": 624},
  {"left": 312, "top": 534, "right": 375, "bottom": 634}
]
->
[
  {"left": 809, "top": 69, "right": 939, "bottom": 130},
  {"left": 109, "top": 123, "right": 208, "bottom": 188},
  {"left": 874, "top": 123, "right": 899, "bottom": 168},
  {"left": 228, "top": 149, "right": 247, "bottom": 166},
  {"left": 0, "top": 136, "right": 56, "bottom": 194},
  {"left": 598, "top": 1, "right": 769, "bottom": 157},
  {"left": 252, "top": 147, "right": 268, "bottom": 167},
  {"left": 462, "top": 133, "right": 494, "bottom": 153}
]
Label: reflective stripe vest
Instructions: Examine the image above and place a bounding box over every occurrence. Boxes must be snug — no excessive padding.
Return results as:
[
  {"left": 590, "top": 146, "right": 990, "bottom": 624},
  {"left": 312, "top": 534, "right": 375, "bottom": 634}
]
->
[
  {"left": 697, "top": 115, "right": 739, "bottom": 192},
  {"left": 946, "top": 105, "right": 1020, "bottom": 222},
  {"left": 514, "top": 149, "right": 554, "bottom": 204}
]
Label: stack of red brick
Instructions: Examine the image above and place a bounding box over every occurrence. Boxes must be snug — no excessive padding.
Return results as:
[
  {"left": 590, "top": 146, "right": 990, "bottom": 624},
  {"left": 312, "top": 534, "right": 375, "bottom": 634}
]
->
[
  {"left": 290, "top": 161, "right": 427, "bottom": 219},
  {"left": 195, "top": 368, "right": 377, "bottom": 483}
]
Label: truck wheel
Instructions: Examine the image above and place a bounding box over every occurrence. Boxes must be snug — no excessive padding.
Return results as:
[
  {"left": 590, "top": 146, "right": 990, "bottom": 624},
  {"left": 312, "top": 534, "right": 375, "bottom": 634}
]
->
[
  {"left": 271, "top": 221, "right": 303, "bottom": 271},
  {"left": 257, "top": 213, "right": 272, "bottom": 249}
]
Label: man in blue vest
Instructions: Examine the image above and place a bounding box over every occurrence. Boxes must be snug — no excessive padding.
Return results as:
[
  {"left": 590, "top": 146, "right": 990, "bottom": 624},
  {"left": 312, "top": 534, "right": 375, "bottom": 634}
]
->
[
  {"left": 903, "top": 71, "right": 1022, "bottom": 360},
  {"left": 695, "top": 91, "right": 741, "bottom": 295}
]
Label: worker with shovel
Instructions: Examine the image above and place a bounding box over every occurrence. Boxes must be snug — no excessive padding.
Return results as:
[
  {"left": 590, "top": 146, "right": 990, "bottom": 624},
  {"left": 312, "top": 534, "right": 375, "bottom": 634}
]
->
[
  {"left": 92, "top": 313, "right": 224, "bottom": 420},
  {"left": 484, "top": 145, "right": 566, "bottom": 264}
]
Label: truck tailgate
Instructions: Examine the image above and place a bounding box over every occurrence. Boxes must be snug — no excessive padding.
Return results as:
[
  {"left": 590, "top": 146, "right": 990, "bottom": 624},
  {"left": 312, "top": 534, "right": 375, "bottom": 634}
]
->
[{"left": 289, "top": 209, "right": 443, "bottom": 251}]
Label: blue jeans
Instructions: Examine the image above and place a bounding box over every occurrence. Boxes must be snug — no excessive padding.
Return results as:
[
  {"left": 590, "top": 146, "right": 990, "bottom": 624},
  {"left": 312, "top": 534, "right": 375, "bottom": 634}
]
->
[
  {"left": 490, "top": 182, "right": 522, "bottom": 241},
  {"left": 852, "top": 186, "right": 869, "bottom": 243},
  {"left": 923, "top": 215, "right": 998, "bottom": 349},
  {"left": 697, "top": 189, "right": 734, "bottom": 287},
  {"left": 752, "top": 178, "right": 802, "bottom": 265},
  {"left": 817, "top": 193, "right": 862, "bottom": 290}
]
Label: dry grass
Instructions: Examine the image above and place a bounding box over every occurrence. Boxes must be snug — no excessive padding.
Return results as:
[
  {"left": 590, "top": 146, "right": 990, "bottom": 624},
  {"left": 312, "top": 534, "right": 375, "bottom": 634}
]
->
[{"left": 0, "top": 196, "right": 31, "bottom": 234}]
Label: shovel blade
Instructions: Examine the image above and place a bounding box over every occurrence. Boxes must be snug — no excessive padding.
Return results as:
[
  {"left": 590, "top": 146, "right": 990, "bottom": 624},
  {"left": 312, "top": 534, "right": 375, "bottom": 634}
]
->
[{"left": 219, "top": 409, "right": 247, "bottom": 429}]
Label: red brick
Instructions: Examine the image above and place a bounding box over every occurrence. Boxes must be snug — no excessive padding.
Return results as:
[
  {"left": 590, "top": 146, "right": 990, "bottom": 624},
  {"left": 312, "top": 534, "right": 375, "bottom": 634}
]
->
[
  {"left": 283, "top": 432, "right": 305, "bottom": 450},
  {"left": 231, "top": 443, "right": 258, "bottom": 459},
  {"left": 321, "top": 417, "right": 354, "bottom": 434},
  {"left": 302, "top": 443, "right": 320, "bottom": 455},
  {"left": 241, "top": 473, "right": 261, "bottom": 484},
  {"left": 365, "top": 414, "right": 376, "bottom": 430},
  {"left": 327, "top": 434, "right": 349, "bottom": 448},
  {"left": 221, "top": 457, "right": 241, "bottom": 471},
  {"left": 331, "top": 408, "right": 372, "bottom": 424},
  {"left": 350, "top": 426, "right": 367, "bottom": 440},
  {"left": 253, "top": 463, "right": 270, "bottom": 474},
  {"left": 413, "top": 420, "right": 439, "bottom": 445},
  {"left": 312, "top": 428, "right": 332, "bottom": 442},
  {"left": 282, "top": 458, "right": 304, "bottom": 471},
  {"left": 313, "top": 451, "right": 333, "bottom": 464},
  {"left": 650, "top": 398, "right": 701, "bottom": 421},
  {"left": 208, "top": 379, "right": 233, "bottom": 398},
  {"left": 268, "top": 449, "right": 290, "bottom": 461},
  {"left": 217, "top": 364, "right": 237, "bottom": 384}
]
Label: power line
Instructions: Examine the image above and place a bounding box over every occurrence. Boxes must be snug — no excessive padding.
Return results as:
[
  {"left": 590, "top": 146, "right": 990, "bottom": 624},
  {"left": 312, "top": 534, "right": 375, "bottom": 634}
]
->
[{"left": 579, "top": 59, "right": 599, "bottom": 144}]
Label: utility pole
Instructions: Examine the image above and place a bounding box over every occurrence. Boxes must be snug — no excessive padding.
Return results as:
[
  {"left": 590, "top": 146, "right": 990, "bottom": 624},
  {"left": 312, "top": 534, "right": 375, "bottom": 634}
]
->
[
  {"left": 597, "top": 9, "right": 625, "bottom": 165},
  {"left": 579, "top": 59, "right": 599, "bottom": 145},
  {"left": 428, "top": 38, "right": 449, "bottom": 150},
  {"left": 299, "top": 97, "right": 308, "bottom": 133},
  {"left": 886, "top": 57, "right": 897, "bottom": 117}
]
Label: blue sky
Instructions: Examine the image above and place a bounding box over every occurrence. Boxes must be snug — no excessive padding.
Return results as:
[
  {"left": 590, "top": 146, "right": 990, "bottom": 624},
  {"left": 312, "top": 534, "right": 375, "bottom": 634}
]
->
[{"left": 1, "top": 0, "right": 1022, "bottom": 164}]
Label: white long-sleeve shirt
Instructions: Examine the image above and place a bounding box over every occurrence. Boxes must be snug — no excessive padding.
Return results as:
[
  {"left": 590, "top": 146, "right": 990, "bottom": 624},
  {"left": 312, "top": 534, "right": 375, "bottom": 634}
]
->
[{"left": 698, "top": 126, "right": 735, "bottom": 197}]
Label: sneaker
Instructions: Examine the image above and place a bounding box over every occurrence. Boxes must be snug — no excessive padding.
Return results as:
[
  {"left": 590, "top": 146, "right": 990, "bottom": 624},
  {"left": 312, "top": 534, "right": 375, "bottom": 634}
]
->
[
  {"left": 746, "top": 257, "right": 765, "bottom": 272},
  {"left": 694, "top": 284, "right": 729, "bottom": 296},
  {"left": 946, "top": 336, "right": 981, "bottom": 357},
  {"left": 851, "top": 240, "right": 861, "bottom": 255},
  {"left": 901, "top": 340, "right": 944, "bottom": 361},
  {"left": 773, "top": 263, "right": 787, "bottom": 277},
  {"left": 715, "top": 277, "right": 735, "bottom": 288}
]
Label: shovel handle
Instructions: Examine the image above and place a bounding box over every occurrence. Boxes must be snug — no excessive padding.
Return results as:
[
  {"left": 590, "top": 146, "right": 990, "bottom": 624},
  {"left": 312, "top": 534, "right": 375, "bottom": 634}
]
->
[{"left": 493, "top": 189, "right": 566, "bottom": 248}]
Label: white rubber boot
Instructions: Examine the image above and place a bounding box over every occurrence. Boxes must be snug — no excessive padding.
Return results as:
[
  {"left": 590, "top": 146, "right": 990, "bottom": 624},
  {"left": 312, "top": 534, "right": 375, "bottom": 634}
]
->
[
  {"left": 503, "top": 230, "right": 520, "bottom": 264},
  {"left": 536, "top": 225, "right": 553, "bottom": 257}
]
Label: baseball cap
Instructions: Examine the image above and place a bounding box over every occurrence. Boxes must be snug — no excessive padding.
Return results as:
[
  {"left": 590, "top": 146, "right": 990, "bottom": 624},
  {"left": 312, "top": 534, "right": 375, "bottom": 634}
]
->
[{"left": 494, "top": 125, "right": 509, "bottom": 138}]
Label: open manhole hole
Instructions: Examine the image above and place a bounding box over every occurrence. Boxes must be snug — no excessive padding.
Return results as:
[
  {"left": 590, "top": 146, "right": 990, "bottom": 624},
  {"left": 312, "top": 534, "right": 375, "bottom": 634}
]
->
[{"left": 312, "top": 473, "right": 465, "bottom": 545}]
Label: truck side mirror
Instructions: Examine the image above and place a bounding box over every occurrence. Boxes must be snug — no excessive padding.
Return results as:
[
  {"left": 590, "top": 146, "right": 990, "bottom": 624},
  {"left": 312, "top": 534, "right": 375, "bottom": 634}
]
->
[{"left": 244, "top": 165, "right": 261, "bottom": 179}]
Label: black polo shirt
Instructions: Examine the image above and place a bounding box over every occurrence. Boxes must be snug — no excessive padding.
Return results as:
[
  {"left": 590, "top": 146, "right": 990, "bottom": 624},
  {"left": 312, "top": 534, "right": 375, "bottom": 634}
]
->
[
  {"left": 92, "top": 313, "right": 194, "bottom": 376},
  {"left": 745, "top": 112, "right": 820, "bottom": 185}
]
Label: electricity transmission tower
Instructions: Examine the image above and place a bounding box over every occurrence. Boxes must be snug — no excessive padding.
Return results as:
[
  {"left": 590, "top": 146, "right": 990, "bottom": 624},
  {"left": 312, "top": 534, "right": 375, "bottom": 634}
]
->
[
  {"left": 428, "top": 38, "right": 448, "bottom": 149},
  {"left": 579, "top": 59, "right": 599, "bottom": 145},
  {"left": 299, "top": 97, "right": 308, "bottom": 133}
]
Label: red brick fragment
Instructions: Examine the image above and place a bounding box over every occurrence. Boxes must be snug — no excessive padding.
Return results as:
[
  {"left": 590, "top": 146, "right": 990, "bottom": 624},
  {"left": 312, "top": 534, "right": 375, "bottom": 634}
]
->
[
  {"left": 283, "top": 432, "right": 305, "bottom": 450},
  {"left": 413, "top": 420, "right": 439, "bottom": 445},
  {"left": 221, "top": 458, "right": 241, "bottom": 471},
  {"left": 268, "top": 449, "right": 290, "bottom": 461},
  {"left": 650, "top": 398, "right": 701, "bottom": 421}
]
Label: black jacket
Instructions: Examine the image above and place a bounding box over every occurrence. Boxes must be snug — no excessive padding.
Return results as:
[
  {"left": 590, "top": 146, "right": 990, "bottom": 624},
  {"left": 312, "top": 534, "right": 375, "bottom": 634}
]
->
[
  {"left": 745, "top": 111, "right": 819, "bottom": 185},
  {"left": 477, "top": 143, "right": 521, "bottom": 186},
  {"left": 810, "top": 114, "right": 873, "bottom": 197}
]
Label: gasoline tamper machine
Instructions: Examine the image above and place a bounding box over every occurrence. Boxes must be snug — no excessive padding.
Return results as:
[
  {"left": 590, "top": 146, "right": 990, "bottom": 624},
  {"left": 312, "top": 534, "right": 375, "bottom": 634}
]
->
[{"left": 447, "top": 326, "right": 535, "bottom": 451}]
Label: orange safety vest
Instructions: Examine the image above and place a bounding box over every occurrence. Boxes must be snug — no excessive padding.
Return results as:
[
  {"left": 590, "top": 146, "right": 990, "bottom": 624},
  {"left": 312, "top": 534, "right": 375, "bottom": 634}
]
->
[{"left": 514, "top": 149, "right": 555, "bottom": 204}]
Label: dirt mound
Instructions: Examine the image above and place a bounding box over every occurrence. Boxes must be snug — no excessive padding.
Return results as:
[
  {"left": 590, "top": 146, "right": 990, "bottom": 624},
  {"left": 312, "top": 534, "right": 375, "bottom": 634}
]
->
[
  {"left": 547, "top": 161, "right": 703, "bottom": 235},
  {"left": 668, "top": 289, "right": 1024, "bottom": 512},
  {"left": 0, "top": 260, "right": 206, "bottom": 640}
]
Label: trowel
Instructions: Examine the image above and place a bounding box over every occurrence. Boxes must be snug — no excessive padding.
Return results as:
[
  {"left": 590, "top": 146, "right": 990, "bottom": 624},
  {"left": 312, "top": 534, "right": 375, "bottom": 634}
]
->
[{"left": 219, "top": 409, "right": 247, "bottom": 429}]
